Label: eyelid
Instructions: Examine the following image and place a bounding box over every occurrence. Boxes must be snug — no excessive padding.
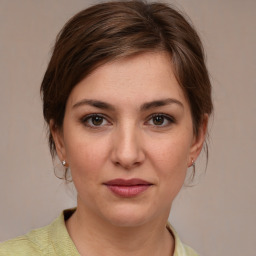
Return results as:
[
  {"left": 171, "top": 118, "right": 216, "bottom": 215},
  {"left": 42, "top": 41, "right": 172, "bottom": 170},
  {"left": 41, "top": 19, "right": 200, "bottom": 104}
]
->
[
  {"left": 80, "top": 113, "right": 175, "bottom": 128},
  {"left": 81, "top": 113, "right": 112, "bottom": 128},
  {"left": 145, "top": 113, "right": 176, "bottom": 126}
]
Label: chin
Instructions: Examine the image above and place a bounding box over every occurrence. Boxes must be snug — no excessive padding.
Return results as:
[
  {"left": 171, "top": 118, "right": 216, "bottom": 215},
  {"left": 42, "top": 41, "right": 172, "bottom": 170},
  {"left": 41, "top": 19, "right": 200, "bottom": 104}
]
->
[{"left": 102, "top": 204, "right": 156, "bottom": 228}]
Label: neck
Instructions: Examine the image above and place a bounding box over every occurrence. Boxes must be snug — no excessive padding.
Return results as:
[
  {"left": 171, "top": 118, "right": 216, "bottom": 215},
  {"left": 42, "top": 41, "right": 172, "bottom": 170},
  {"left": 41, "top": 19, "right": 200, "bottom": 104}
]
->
[{"left": 66, "top": 203, "right": 174, "bottom": 256}]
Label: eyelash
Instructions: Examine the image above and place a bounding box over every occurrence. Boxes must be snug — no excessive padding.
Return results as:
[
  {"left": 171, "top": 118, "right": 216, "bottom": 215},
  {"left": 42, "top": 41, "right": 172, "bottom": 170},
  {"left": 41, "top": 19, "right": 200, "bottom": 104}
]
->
[
  {"left": 80, "top": 113, "right": 175, "bottom": 128},
  {"left": 81, "top": 114, "right": 111, "bottom": 128},
  {"left": 146, "top": 113, "right": 175, "bottom": 127}
]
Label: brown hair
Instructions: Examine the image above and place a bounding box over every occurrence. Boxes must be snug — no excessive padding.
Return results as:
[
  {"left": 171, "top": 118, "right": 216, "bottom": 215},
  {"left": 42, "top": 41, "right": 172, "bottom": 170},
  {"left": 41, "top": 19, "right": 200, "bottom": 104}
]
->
[{"left": 41, "top": 0, "right": 213, "bottom": 159}]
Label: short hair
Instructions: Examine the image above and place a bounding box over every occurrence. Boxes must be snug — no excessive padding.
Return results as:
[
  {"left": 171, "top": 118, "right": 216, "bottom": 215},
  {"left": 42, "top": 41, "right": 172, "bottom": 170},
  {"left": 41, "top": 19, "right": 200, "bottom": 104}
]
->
[{"left": 41, "top": 0, "right": 213, "bottom": 159}]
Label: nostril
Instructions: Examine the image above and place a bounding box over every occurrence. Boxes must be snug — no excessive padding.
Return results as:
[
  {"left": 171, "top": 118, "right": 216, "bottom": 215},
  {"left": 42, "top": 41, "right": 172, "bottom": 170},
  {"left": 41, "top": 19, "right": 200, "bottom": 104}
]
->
[{"left": 114, "top": 160, "right": 141, "bottom": 170}]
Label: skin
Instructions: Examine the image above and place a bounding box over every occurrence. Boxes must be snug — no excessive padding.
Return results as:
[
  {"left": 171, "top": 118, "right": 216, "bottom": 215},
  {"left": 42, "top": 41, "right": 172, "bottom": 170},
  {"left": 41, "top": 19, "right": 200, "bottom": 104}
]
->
[{"left": 51, "top": 52, "right": 208, "bottom": 256}]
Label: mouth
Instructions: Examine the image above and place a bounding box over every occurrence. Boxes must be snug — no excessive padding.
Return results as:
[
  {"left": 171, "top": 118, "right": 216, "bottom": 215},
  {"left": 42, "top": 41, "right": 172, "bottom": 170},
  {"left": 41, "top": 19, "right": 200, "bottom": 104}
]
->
[{"left": 103, "top": 179, "right": 153, "bottom": 198}]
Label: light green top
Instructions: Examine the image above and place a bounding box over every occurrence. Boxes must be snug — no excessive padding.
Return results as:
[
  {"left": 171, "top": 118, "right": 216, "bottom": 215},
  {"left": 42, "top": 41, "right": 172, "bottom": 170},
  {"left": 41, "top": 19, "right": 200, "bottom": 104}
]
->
[{"left": 0, "top": 209, "right": 198, "bottom": 256}]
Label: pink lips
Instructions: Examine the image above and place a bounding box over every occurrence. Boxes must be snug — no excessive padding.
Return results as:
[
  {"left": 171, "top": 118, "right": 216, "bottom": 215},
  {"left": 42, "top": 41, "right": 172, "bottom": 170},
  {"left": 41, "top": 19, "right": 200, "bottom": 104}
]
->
[{"left": 104, "top": 179, "right": 152, "bottom": 197}]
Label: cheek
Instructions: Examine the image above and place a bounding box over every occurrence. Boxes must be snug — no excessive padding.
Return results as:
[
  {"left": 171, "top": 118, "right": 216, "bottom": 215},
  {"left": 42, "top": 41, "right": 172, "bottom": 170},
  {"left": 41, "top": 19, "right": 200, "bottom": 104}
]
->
[
  {"left": 155, "top": 146, "right": 188, "bottom": 186},
  {"left": 148, "top": 133, "right": 191, "bottom": 171},
  {"left": 64, "top": 132, "right": 111, "bottom": 183},
  {"left": 147, "top": 133, "right": 192, "bottom": 194}
]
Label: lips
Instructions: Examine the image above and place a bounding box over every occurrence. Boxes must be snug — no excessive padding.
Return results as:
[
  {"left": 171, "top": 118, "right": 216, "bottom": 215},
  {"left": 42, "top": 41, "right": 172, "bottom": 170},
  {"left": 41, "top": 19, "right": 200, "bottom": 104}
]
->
[{"left": 103, "top": 179, "right": 152, "bottom": 197}]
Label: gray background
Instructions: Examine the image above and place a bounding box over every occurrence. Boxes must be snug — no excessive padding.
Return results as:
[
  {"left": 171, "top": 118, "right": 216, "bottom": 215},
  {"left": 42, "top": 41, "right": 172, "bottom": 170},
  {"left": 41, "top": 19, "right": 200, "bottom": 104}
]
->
[{"left": 0, "top": 0, "right": 255, "bottom": 255}]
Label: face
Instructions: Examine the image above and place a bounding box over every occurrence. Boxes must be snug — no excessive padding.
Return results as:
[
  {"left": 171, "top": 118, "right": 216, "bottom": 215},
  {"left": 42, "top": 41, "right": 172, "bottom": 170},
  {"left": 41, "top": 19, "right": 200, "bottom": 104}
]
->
[{"left": 52, "top": 52, "right": 206, "bottom": 227}]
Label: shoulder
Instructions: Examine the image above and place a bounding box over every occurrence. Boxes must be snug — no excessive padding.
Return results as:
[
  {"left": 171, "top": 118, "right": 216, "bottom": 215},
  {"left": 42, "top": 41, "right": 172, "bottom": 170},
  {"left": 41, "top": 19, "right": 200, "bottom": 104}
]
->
[
  {"left": 167, "top": 223, "right": 199, "bottom": 256},
  {"left": 182, "top": 244, "right": 199, "bottom": 256},
  {"left": 0, "top": 227, "right": 49, "bottom": 256},
  {"left": 0, "top": 208, "right": 78, "bottom": 256},
  {"left": 0, "top": 214, "right": 62, "bottom": 256}
]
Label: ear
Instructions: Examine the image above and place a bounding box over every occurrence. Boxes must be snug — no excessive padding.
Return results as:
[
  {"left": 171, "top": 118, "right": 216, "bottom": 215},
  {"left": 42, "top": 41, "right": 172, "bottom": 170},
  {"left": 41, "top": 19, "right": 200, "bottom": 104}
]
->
[
  {"left": 188, "top": 114, "right": 209, "bottom": 167},
  {"left": 50, "top": 119, "right": 67, "bottom": 163}
]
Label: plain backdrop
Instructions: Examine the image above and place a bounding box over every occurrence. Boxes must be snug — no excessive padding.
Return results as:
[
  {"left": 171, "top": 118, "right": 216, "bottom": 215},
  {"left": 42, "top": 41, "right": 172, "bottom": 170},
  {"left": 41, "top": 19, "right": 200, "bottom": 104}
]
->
[{"left": 0, "top": 0, "right": 255, "bottom": 255}]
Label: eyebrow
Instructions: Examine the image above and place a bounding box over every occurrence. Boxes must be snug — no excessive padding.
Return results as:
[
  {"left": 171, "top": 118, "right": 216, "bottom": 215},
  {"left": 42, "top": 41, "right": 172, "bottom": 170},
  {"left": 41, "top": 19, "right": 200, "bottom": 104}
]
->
[
  {"left": 72, "top": 98, "right": 183, "bottom": 111},
  {"left": 140, "top": 98, "right": 184, "bottom": 111},
  {"left": 72, "top": 99, "right": 115, "bottom": 110}
]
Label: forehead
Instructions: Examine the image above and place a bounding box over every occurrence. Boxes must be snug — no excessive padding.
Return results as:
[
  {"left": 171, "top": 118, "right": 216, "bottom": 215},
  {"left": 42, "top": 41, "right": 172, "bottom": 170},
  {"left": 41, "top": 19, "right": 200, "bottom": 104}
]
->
[{"left": 67, "top": 51, "right": 188, "bottom": 110}]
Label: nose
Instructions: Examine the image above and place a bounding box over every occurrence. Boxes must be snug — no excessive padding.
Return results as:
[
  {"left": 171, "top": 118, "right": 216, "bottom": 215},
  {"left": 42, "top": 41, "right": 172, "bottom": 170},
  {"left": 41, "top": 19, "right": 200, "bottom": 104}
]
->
[{"left": 111, "top": 124, "right": 145, "bottom": 170}]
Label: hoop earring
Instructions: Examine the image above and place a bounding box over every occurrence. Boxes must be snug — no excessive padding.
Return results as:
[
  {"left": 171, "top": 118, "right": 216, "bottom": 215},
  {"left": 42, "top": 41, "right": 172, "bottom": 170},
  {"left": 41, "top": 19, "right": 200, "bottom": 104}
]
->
[
  {"left": 191, "top": 159, "right": 196, "bottom": 176},
  {"left": 62, "top": 160, "right": 67, "bottom": 167},
  {"left": 54, "top": 160, "right": 72, "bottom": 182}
]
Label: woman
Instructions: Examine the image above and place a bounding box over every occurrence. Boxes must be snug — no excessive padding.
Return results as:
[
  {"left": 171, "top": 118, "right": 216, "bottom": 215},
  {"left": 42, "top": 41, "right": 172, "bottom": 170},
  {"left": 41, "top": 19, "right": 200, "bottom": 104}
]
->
[{"left": 0, "top": 1, "right": 213, "bottom": 255}]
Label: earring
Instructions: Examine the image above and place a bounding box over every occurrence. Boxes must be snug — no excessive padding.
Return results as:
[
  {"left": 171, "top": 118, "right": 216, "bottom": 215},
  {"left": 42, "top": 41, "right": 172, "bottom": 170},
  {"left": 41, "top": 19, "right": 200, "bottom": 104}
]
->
[
  {"left": 62, "top": 160, "right": 67, "bottom": 167},
  {"left": 191, "top": 158, "right": 195, "bottom": 175}
]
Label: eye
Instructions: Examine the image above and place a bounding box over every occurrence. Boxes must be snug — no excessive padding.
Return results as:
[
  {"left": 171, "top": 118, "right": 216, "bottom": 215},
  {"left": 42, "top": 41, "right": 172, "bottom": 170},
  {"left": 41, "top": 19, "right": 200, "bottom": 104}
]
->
[
  {"left": 147, "top": 114, "right": 175, "bottom": 127},
  {"left": 81, "top": 114, "right": 110, "bottom": 128}
]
